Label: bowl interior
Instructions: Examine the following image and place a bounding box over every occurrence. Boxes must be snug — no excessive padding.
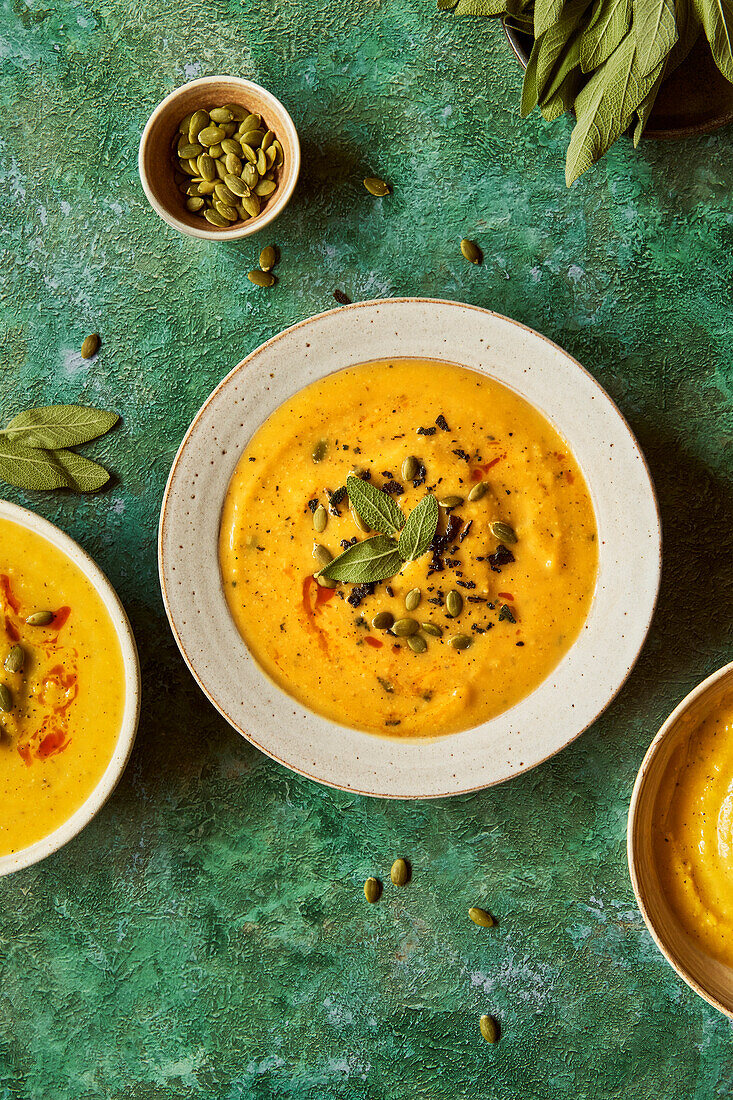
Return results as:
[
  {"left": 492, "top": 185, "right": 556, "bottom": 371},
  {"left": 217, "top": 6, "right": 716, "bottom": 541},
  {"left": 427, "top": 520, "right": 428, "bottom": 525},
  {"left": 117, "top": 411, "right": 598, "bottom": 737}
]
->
[
  {"left": 140, "top": 77, "right": 298, "bottom": 237},
  {"left": 629, "top": 664, "right": 733, "bottom": 1016},
  {"left": 0, "top": 500, "right": 140, "bottom": 876}
]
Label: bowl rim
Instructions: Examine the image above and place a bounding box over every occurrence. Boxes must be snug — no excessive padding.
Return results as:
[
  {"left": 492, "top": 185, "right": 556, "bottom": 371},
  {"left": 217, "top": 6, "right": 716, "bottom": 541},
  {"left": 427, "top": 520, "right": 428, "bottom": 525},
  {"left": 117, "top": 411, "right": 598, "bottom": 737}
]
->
[
  {"left": 627, "top": 659, "right": 733, "bottom": 1018},
  {"left": 158, "top": 297, "right": 661, "bottom": 798},
  {"left": 138, "top": 74, "right": 301, "bottom": 241},
  {"left": 0, "top": 500, "right": 141, "bottom": 876}
]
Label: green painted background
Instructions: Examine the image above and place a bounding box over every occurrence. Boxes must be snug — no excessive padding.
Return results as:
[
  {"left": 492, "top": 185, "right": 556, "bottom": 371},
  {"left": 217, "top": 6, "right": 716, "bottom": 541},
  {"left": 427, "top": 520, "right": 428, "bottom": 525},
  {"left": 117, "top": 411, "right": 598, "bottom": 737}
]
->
[{"left": 2, "top": 0, "right": 733, "bottom": 1093}]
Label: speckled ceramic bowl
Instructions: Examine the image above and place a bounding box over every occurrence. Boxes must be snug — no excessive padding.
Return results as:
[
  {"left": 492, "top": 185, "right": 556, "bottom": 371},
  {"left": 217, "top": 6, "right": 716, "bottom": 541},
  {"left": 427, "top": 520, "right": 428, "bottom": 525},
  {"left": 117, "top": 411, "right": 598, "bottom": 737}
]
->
[
  {"left": 628, "top": 662, "right": 733, "bottom": 1018},
  {"left": 159, "top": 298, "right": 661, "bottom": 798},
  {"left": 0, "top": 500, "right": 141, "bottom": 876},
  {"left": 138, "top": 75, "right": 300, "bottom": 241}
]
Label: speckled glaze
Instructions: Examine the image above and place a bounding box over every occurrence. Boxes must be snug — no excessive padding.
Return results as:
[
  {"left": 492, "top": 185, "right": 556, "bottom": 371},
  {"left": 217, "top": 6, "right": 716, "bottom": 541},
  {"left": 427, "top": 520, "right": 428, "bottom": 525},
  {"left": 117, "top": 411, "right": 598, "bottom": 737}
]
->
[
  {"left": 160, "top": 299, "right": 660, "bottom": 797},
  {"left": 4, "top": 0, "right": 733, "bottom": 1092},
  {"left": 0, "top": 501, "right": 140, "bottom": 876}
]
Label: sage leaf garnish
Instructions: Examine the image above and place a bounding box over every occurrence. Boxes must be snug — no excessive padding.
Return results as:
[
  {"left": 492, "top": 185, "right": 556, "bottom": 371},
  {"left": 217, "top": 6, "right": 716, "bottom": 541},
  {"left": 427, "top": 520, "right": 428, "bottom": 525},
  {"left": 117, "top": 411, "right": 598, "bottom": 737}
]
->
[
  {"left": 0, "top": 437, "right": 110, "bottom": 493},
  {"left": 318, "top": 534, "right": 404, "bottom": 584},
  {"left": 692, "top": 0, "right": 733, "bottom": 80},
  {"left": 346, "top": 473, "right": 405, "bottom": 536},
  {"left": 397, "top": 494, "right": 439, "bottom": 563},
  {"left": 1, "top": 405, "right": 119, "bottom": 450}
]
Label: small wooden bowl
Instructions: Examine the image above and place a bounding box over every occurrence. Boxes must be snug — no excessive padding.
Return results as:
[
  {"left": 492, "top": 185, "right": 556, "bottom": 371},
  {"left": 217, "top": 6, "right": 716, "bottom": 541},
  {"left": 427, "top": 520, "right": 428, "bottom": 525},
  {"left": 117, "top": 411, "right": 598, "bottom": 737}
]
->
[
  {"left": 628, "top": 661, "right": 733, "bottom": 1017},
  {"left": 138, "top": 75, "right": 300, "bottom": 241}
]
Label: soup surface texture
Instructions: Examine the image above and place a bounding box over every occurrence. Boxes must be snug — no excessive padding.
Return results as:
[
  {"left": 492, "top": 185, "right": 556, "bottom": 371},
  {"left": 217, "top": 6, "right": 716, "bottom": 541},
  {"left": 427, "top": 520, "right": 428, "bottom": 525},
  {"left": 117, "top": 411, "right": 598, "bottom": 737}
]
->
[
  {"left": 653, "top": 698, "right": 733, "bottom": 967},
  {"left": 0, "top": 518, "right": 125, "bottom": 857},
  {"left": 219, "top": 359, "right": 598, "bottom": 737}
]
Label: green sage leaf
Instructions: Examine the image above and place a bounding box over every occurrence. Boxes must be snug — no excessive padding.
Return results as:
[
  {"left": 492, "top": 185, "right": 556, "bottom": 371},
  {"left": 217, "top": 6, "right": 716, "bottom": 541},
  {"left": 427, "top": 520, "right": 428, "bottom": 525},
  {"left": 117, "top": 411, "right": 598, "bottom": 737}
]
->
[
  {"left": 521, "top": 37, "right": 542, "bottom": 117},
  {"left": 397, "top": 494, "right": 439, "bottom": 562},
  {"left": 1, "top": 405, "right": 119, "bottom": 450},
  {"left": 535, "top": 0, "right": 565, "bottom": 37},
  {"left": 453, "top": 0, "right": 506, "bottom": 14},
  {"left": 632, "top": 0, "right": 678, "bottom": 77},
  {"left": 580, "top": 0, "right": 632, "bottom": 71},
  {"left": 0, "top": 437, "right": 110, "bottom": 492},
  {"left": 318, "top": 535, "right": 403, "bottom": 583},
  {"left": 540, "top": 65, "right": 583, "bottom": 120},
  {"left": 536, "top": 0, "right": 592, "bottom": 95},
  {"left": 345, "top": 474, "right": 405, "bottom": 536},
  {"left": 691, "top": 0, "right": 733, "bottom": 80}
]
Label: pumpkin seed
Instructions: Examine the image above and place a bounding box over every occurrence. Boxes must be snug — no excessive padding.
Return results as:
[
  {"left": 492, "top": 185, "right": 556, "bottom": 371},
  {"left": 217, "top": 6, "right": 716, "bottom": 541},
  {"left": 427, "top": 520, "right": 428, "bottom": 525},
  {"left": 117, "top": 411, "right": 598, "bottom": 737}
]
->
[
  {"left": 364, "top": 177, "right": 390, "bottom": 196},
  {"left": 273, "top": 140, "right": 284, "bottom": 165},
  {"left": 390, "top": 858, "right": 410, "bottom": 886},
  {"left": 197, "top": 181, "right": 217, "bottom": 195},
  {"left": 254, "top": 180, "right": 277, "bottom": 197},
  {"left": 180, "top": 158, "right": 198, "bottom": 176},
  {"left": 25, "top": 610, "right": 53, "bottom": 626},
  {"left": 224, "top": 152, "right": 243, "bottom": 176},
  {"left": 316, "top": 573, "right": 338, "bottom": 589},
  {"left": 468, "top": 481, "right": 488, "bottom": 501},
  {"left": 421, "top": 621, "right": 443, "bottom": 638},
  {"left": 408, "top": 634, "right": 427, "bottom": 654},
  {"left": 222, "top": 122, "right": 238, "bottom": 139},
  {"left": 179, "top": 111, "right": 194, "bottom": 133},
  {"left": 469, "top": 906, "right": 495, "bottom": 928},
  {"left": 312, "top": 439, "right": 327, "bottom": 463},
  {"left": 489, "top": 520, "right": 517, "bottom": 544},
  {"left": 259, "top": 245, "right": 277, "bottom": 271},
  {"left": 214, "top": 201, "right": 238, "bottom": 222},
  {"left": 242, "top": 163, "right": 259, "bottom": 189},
  {"left": 446, "top": 590, "right": 463, "bottom": 618},
  {"left": 197, "top": 154, "right": 216, "bottom": 181},
  {"left": 240, "top": 113, "right": 261, "bottom": 132},
  {"left": 235, "top": 203, "right": 249, "bottom": 220},
  {"left": 177, "top": 141, "right": 203, "bottom": 159},
  {"left": 351, "top": 508, "right": 370, "bottom": 533},
  {"left": 405, "top": 588, "right": 421, "bottom": 612},
  {"left": 80, "top": 333, "right": 100, "bottom": 359},
  {"left": 214, "top": 159, "right": 228, "bottom": 179},
  {"left": 4, "top": 645, "right": 24, "bottom": 674},
  {"left": 204, "top": 209, "right": 229, "bottom": 227},
  {"left": 210, "top": 144, "right": 224, "bottom": 160},
  {"left": 449, "top": 633, "right": 472, "bottom": 650},
  {"left": 186, "top": 196, "right": 205, "bottom": 212},
  {"left": 224, "top": 174, "right": 249, "bottom": 197},
  {"left": 221, "top": 138, "right": 242, "bottom": 156},
  {"left": 479, "top": 1015, "right": 498, "bottom": 1043},
  {"left": 401, "top": 455, "right": 419, "bottom": 481},
  {"left": 262, "top": 129, "right": 275, "bottom": 151},
  {"left": 241, "top": 142, "right": 258, "bottom": 164},
  {"left": 242, "top": 129, "right": 265, "bottom": 148},
  {"left": 461, "top": 238, "right": 483, "bottom": 265},
  {"left": 188, "top": 109, "right": 209, "bottom": 142},
  {"left": 266, "top": 145, "right": 278, "bottom": 168},
  {"left": 214, "top": 182, "right": 238, "bottom": 205},
  {"left": 253, "top": 147, "right": 264, "bottom": 175},
  {"left": 392, "top": 618, "right": 419, "bottom": 637},
  {"left": 312, "top": 543, "right": 333, "bottom": 567},
  {"left": 221, "top": 103, "right": 246, "bottom": 121},
  {"left": 247, "top": 269, "right": 275, "bottom": 286},
  {"left": 209, "top": 106, "right": 233, "bottom": 123},
  {"left": 364, "top": 877, "right": 382, "bottom": 903},
  {"left": 0, "top": 683, "right": 11, "bottom": 713},
  {"left": 372, "top": 611, "right": 394, "bottom": 631},
  {"left": 439, "top": 495, "right": 463, "bottom": 508},
  {"left": 313, "top": 504, "right": 328, "bottom": 532},
  {"left": 198, "top": 124, "right": 226, "bottom": 146},
  {"left": 243, "top": 194, "right": 261, "bottom": 218}
]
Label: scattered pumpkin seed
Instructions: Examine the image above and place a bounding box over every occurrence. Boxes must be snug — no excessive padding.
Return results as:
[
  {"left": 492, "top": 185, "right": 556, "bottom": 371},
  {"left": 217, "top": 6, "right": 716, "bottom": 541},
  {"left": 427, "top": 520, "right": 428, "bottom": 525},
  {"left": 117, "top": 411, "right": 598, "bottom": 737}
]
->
[
  {"left": 405, "top": 588, "right": 421, "bottom": 612},
  {"left": 259, "top": 245, "right": 277, "bottom": 271},
  {"left": 363, "top": 177, "right": 390, "bottom": 196},
  {"left": 392, "top": 618, "right": 419, "bottom": 637},
  {"left": 468, "top": 481, "right": 488, "bottom": 502},
  {"left": 4, "top": 645, "right": 24, "bottom": 674},
  {"left": 247, "top": 269, "right": 275, "bottom": 286},
  {"left": 0, "top": 683, "right": 11, "bottom": 713},
  {"left": 313, "top": 504, "right": 328, "bottom": 532},
  {"left": 449, "top": 633, "right": 472, "bottom": 650},
  {"left": 364, "top": 877, "right": 382, "bottom": 903},
  {"left": 461, "top": 238, "right": 483, "bottom": 265},
  {"left": 479, "top": 1014, "right": 498, "bottom": 1043},
  {"left": 25, "top": 611, "right": 53, "bottom": 626},
  {"left": 316, "top": 574, "right": 338, "bottom": 589},
  {"left": 489, "top": 521, "right": 517, "bottom": 544},
  {"left": 401, "top": 454, "right": 419, "bottom": 481},
  {"left": 312, "top": 439, "right": 327, "bottom": 463},
  {"left": 469, "top": 906, "right": 495, "bottom": 928},
  {"left": 421, "top": 622, "right": 443, "bottom": 638},
  {"left": 408, "top": 634, "right": 427, "bottom": 654},
  {"left": 80, "top": 333, "right": 100, "bottom": 359},
  {"left": 372, "top": 611, "right": 394, "bottom": 630},
  {"left": 312, "top": 543, "right": 333, "bottom": 567},
  {"left": 439, "top": 495, "right": 463, "bottom": 508},
  {"left": 446, "top": 590, "right": 463, "bottom": 618},
  {"left": 390, "top": 858, "right": 410, "bottom": 886}
]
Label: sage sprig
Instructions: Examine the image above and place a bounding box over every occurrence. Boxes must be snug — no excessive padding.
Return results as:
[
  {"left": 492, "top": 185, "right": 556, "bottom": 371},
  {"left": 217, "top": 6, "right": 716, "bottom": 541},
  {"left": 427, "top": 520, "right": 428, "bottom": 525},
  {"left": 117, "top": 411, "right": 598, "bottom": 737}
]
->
[
  {"left": 318, "top": 478, "right": 440, "bottom": 584},
  {"left": 440, "top": 0, "right": 728, "bottom": 183},
  {"left": 0, "top": 404, "right": 118, "bottom": 492}
]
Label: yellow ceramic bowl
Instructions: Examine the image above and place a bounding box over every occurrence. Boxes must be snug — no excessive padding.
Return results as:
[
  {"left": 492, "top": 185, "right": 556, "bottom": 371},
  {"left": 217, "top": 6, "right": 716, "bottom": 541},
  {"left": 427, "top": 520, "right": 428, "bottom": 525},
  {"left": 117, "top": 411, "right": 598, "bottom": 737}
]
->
[{"left": 628, "top": 661, "right": 733, "bottom": 1017}]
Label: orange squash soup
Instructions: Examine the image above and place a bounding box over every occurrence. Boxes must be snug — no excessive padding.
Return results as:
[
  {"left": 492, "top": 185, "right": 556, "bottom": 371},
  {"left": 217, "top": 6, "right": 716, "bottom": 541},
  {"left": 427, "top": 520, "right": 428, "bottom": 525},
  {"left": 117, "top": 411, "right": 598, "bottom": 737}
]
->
[
  {"left": 219, "top": 359, "right": 598, "bottom": 737},
  {"left": 0, "top": 518, "right": 125, "bottom": 856}
]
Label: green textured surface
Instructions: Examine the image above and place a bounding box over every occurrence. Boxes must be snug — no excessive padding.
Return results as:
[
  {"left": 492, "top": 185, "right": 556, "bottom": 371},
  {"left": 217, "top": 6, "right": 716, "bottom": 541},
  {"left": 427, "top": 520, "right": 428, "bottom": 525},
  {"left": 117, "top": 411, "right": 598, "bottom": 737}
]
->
[{"left": 2, "top": 0, "right": 733, "bottom": 1094}]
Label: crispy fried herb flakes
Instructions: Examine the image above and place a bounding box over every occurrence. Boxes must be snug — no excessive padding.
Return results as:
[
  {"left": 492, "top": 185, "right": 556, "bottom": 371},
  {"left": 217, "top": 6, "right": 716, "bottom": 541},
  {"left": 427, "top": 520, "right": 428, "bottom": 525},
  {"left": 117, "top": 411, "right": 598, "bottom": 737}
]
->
[
  {"left": 347, "top": 582, "right": 376, "bottom": 608},
  {"left": 459, "top": 520, "right": 473, "bottom": 542},
  {"left": 307, "top": 498, "right": 319, "bottom": 513},
  {"left": 488, "top": 544, "right": 515, "bottom": 573},
  {"left": 417, "top": 425, "right": 437, "bottom": 436},
  {"left": 436, "top": 414, "right": 450, "bottom": 431},
  {"left": 381, "top": 480, "right": 404, "bottom": 495},
  {"left": 377, "top": 676, "right": 395, "bottom": 694},
  {"left": 452, "top": 448, "right": 470, "bottom": 462},
  {"left": 498, "top": 603, "right": 516, "bottom": 623}
]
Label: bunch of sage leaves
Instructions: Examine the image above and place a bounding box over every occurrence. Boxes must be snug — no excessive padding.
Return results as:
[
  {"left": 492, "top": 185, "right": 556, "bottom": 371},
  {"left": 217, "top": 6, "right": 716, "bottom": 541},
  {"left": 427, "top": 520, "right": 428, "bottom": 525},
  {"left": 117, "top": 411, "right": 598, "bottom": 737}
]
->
[
  {"left": 440, "top": 0, "right": 733, "bottom": 184},
  {"left": 0, "top": 405, "right": 118, "bottom": 492}
]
